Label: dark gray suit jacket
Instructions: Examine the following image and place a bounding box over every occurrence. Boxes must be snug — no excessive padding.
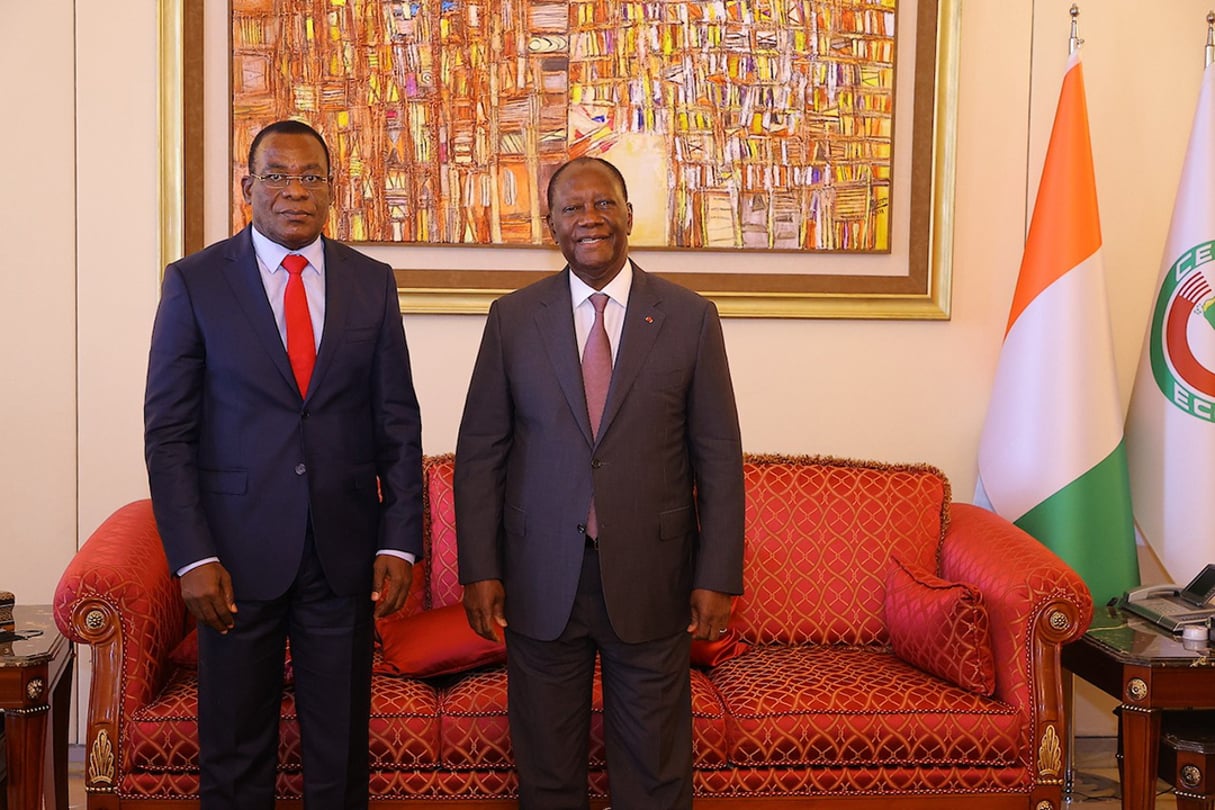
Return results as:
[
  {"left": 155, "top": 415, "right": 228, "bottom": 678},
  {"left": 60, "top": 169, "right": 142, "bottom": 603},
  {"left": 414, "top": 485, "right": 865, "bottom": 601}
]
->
[
  {"left": 454, "top": 264, "right": 744, "bottom": 643},
  {"left": 144, "top": 226, "right": 424, "bottom": 601}
]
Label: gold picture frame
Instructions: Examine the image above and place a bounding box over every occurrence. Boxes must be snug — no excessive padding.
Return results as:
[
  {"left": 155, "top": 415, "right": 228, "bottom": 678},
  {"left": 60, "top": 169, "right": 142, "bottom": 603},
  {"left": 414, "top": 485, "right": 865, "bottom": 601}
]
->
[{"left": 161, "top": 0, "right": 958, "bottom": 319}]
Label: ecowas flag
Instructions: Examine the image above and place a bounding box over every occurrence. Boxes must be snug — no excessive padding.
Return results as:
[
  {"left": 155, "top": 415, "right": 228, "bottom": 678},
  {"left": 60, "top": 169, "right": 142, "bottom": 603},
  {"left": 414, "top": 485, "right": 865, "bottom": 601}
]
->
[
  {"left": 1126, "top": 61, "right": 1215, "bottom": 582},
  {"left": 975, "top": 52, "right": 1140, "bottom": 604}
]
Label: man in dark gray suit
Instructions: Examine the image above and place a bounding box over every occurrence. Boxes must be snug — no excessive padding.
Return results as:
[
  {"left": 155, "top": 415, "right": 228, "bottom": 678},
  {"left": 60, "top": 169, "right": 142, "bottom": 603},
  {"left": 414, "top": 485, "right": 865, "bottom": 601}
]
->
[
  {"left": 145, "top": 120, "right": 422, "bottom": 809},
  {"left": 454, "top": 157, "right": 744, "bottom": 809}
]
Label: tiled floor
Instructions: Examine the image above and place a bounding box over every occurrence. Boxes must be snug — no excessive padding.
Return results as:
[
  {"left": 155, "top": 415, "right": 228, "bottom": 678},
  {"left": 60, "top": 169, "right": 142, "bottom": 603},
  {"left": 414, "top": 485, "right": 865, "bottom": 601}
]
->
[
  {"left": 1068, "top": 736, "right": 1178, "bottom": 808},
  {"left": 59, "top": 737, "right": 1179, "bottom": 808}
]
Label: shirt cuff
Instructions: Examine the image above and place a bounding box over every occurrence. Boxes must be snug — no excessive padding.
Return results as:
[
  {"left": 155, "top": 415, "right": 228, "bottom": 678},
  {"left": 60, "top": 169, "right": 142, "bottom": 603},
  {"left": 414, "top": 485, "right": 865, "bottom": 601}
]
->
[
  {"left": 376, "top": 549, "right": 417, "bottom": 565},
  {"left": 176, "top": 557, "right": 220, "bottom": 577}
]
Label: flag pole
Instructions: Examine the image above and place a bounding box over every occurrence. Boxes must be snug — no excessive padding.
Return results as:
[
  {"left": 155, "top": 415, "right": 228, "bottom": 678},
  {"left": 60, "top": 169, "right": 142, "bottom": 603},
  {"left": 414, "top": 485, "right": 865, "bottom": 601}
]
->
[
  {"left": 1069, "top": 4, "right": 1082, "bottom": 55},
  {"left": 1206, "top": 11, "right": 1214, "bottom": 67},
  {"left": 1064, "top": 7, "right": 1082, "bottom": 792}
]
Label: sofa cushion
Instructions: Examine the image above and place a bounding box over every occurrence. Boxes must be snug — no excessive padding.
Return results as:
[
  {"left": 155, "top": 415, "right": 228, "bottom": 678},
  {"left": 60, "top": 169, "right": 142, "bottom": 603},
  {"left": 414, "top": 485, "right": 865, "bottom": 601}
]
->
[
  {"left": 734, "top": 457, "right": 948, "bottom": 646},
  {"left": 438, "top": 668, "right": 512, "bottom": 769},
  {"left": 709, "top": 645, "right": 1020, "bottom": 768},
  {"left": 127, "top": 661, "right": 442, "bottom": 773},
  {"left": 884, "top": 557, "right": 996, "bottom": 695},
  {"left": 436, "top": 663, "right": 730, "bottom": 770},
  {"left": 125, "top": 669, "right": 206, "bottom": 772},
  {"left": 375, "top": 604, "right": 506, "bottom": 678},
  {"left": 367, "top": 671, "right": 444, "bottom": 770}
]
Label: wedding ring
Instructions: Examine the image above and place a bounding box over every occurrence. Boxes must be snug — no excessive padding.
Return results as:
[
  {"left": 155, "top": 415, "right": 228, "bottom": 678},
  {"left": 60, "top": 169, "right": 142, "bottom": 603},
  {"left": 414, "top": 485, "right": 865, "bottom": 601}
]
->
[{"left": 718, "top": 628, "right": 727, "bottom": 634}]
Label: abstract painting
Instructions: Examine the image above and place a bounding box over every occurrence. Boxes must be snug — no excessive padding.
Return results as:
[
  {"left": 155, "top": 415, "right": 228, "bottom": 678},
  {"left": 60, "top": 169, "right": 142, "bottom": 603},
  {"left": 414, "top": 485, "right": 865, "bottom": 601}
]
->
[{"left": 230, "top": 0, "right": 899, "bottom": 251}]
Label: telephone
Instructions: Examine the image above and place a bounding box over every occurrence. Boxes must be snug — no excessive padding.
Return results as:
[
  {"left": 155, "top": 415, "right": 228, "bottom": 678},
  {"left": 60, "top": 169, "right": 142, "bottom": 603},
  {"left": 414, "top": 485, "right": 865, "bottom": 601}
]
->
[
  {"left": 1119, "top": 563, "right": 1215, "bottom": 632},
  {"left": 1124, "top": 563, "right": 1215, "bottom": 607},
  {"left": 1124, "top": 584, "right": 1182, "bottom": 602}
]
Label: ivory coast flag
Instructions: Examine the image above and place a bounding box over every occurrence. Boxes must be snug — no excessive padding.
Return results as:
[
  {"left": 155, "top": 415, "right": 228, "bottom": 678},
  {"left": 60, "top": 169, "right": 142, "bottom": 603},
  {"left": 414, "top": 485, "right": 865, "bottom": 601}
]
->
[
  {"left": 975, "top": 52, "right": 1140, "bottom": 604},
  {"left": 1125, "top": 61, "right": 1215, "bottom": 582}
]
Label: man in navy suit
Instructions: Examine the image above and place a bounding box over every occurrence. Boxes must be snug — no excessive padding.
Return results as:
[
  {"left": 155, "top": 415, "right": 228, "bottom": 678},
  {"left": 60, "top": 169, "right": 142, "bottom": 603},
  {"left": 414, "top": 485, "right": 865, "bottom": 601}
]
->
[
  {"left": 455, "top": 157, "right": 744, "bottom": 809},
  {"left": 144, "top": 120, "right": 423, "bottom": 809}
]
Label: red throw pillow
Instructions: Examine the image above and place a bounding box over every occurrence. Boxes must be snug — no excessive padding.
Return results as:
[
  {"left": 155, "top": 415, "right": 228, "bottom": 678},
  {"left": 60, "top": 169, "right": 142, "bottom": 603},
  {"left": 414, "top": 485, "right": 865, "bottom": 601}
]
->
[
  {"left": 690, "top": 627, "right": 749, "bottom": 667},
  {"left": 375, "top": 603, "right": 506, "bottom": 678},
  {"left": 168, "top": 627, "right": 294, "bottom": 683},
  {"left": 884, "top": 557, "right": 996, "bottom": 695}
]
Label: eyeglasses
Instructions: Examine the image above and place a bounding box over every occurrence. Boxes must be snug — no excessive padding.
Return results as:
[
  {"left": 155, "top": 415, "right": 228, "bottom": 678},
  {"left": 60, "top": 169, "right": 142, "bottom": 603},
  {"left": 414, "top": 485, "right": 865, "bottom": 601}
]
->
[{"left": 250, "top": 172, "right": 331, "bottom": 189}]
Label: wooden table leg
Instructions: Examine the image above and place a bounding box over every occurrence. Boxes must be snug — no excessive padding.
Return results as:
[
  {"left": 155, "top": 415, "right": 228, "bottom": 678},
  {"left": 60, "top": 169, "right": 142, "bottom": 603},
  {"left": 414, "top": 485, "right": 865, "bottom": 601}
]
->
[
  {"left": 4, "top": 705, "right": 49, "bottom": 810},
  {"left": 1063, "top": 668, "right": 1076, "bottom": 797},
  {"left": 1121, "top": 705, "right": 1163, "bottom": 810},
  {"left": 44, "top": 657, "right": 72, "bottom": 810}
]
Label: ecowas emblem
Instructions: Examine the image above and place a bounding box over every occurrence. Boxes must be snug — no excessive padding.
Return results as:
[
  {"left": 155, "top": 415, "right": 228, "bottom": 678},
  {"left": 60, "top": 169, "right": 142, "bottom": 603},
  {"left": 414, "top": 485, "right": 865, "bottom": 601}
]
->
[{"left": 1149, "top": 239, "right": 1215, "bottom": 422}]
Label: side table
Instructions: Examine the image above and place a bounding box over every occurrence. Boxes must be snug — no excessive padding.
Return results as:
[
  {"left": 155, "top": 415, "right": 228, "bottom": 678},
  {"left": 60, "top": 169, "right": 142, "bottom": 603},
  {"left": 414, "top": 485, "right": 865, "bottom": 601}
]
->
[
  {"left": 0, "top": 605, "right": 73, "bottom": 810},
  {"left": 1062, "top": 605, "right": 1215, "bottom": 810}
]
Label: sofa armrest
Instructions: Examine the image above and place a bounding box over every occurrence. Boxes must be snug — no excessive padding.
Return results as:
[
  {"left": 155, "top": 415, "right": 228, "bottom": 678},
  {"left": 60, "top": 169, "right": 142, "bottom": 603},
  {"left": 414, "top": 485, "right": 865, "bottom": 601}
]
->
[
  {"left": 53, "top": 499, "right": 189, "bottom": 787},
  {"left": 941, "top": 503, "right": 1093, "bottom": 786}
]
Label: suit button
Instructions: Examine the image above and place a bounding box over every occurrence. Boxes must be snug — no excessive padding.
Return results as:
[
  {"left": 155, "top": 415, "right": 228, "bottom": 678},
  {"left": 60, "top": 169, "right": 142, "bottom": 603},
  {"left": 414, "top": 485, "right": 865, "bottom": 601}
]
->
[
  {"left": 300, "top": 408, "right": 309, "bottom": 420},
  {"left": 294, "top": 463, "right": 307, "bottom": 476},
  {"left": 591, "top": 459, "right": 603, "bottom": 469}
]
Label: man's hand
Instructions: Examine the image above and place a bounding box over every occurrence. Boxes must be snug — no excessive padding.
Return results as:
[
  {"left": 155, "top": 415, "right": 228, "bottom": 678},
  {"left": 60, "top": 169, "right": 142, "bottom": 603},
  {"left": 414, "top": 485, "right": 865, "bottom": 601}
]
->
[
  {"left": 180, "top": 562, "right": 237, "bottom": 633},
  {"left": 463, "top": 579, "right": 507, "bottom": 642},
  {"left": 687, "top": 588, "right": 732, "bottom": 640},
  {"left": 371, "top": 556, "right": 413, "bottom": 619}
]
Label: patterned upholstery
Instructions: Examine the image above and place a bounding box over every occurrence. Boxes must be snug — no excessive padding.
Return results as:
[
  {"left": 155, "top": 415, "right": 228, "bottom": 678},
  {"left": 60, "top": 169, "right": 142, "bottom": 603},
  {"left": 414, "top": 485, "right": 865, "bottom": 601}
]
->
[
  {"left": 53, "top": 500, "right": 188, "bottom": 714},
  {"left": 710, "top": 645, "right": 1019, "bottom": 767},
  {"left": 424, "top": 455, "right": 461, "bottom": 610},
  {"left": 734, "top": 457, "right": 948, "bottom": 646},
  {"left": 54, "top": 454, "right": 1093, "bottom": 807},
  {"left": 884, "top": 557, "right": 996, "bottom": 695},
  {"left": 692, "top": 765, "right": 1031, "bottom": 796}
]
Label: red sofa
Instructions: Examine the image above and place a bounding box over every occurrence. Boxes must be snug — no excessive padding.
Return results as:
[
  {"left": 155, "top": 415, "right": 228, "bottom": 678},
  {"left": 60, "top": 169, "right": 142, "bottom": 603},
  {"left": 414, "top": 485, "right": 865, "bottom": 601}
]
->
[{"left": 55, "top": 454, "right": 1092, "bottom": 809}]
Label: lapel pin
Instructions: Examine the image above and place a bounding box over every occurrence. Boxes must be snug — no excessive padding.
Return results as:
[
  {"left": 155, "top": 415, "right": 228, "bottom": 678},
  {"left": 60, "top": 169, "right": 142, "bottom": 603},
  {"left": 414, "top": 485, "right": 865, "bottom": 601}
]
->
[{"left": 645, "top": 316, "right": 654, "bottom": 324}]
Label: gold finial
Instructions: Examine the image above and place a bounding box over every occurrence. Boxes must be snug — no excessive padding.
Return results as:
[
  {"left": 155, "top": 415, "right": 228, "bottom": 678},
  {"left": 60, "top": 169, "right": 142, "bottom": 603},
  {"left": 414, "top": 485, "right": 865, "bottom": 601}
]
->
[
  {"left": 1206, "top": 11, "right": 1215, "bottom": 67},
  {"left": 1069, "top": 5, "right": 1083, "bottom": 55}
]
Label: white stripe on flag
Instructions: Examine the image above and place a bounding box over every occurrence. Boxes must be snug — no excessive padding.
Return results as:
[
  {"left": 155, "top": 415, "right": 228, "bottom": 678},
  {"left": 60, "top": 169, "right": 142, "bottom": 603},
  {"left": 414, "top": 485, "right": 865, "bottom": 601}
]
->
[{"left": 977, "top": 251, "right": 1125, "bottom": 521}]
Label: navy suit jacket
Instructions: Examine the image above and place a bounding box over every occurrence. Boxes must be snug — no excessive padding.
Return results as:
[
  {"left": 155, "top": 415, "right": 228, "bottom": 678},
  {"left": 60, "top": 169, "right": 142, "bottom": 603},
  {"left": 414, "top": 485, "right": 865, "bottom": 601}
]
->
[
  {"left": 144, "top": 226, "right": 423, "bottom": 601},
  {"left": 454, "top": 264, "right": 745, "bottom": 643}
]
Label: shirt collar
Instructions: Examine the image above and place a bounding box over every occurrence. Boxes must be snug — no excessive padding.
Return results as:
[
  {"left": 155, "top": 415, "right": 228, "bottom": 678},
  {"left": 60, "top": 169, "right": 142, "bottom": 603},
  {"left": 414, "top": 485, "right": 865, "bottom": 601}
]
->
[
  {"left": 568, "top": 260, "right": 633, "bottom": 310},
  {"left": 250, "top": 226, "right": 325, "bottom": 275}
]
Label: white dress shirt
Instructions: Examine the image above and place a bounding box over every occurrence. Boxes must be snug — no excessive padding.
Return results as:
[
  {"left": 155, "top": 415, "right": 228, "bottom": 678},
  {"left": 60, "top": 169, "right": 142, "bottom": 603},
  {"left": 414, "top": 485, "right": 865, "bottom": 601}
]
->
[
  {"left": 569, "top": 261, "right": 633, "bottom": 362},
  {"left": 250, "top": 226, "right": 326, "bottom": 352}
]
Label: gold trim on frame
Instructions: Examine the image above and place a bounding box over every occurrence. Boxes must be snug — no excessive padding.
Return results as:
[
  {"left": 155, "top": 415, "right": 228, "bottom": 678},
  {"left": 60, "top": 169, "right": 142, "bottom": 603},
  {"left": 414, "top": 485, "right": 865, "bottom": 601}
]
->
[
  {"left": 159, "top": 0, "right": 184, "bottom": 271},
  {"left": 1038, "top": 724, "right": 1063, "bottom": 777},
  {"left": 88, "top": 728, "right": 116, "bottom": 786}
]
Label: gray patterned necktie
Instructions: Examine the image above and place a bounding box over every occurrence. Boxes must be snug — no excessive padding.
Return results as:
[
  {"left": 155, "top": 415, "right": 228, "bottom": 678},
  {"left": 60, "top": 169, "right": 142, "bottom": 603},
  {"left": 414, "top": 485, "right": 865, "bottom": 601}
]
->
[{"left": 582, "top": 293, "right": 611, "bottom": 538}]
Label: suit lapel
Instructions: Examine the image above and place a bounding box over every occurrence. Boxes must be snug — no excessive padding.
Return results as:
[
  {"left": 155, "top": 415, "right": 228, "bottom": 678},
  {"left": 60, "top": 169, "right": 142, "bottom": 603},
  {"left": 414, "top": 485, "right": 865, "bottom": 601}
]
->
[
  {"left": 534, "top": 269, "right": 596, "bottom": 447},
  {"left": 307, "top": 237, "right": 348, "bottom": 401},
  {"left": 598, "top": 263, "right": 664, "bottom": 443},
  {"left": 221, "top": 227, "right": 299, "bottom": 396}
]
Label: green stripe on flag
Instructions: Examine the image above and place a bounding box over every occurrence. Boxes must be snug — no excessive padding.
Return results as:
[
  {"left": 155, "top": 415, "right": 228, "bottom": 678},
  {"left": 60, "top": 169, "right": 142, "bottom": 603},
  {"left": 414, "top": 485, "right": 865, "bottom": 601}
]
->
[{"left": 1014, "top": 441, "right": 1140, "bottom": 605}]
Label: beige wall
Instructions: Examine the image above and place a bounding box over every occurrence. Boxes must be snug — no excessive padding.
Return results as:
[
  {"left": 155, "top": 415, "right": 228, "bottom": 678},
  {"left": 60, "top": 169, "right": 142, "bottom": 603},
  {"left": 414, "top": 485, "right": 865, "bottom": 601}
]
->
[
  {"left": 4, "top": 0, "right": 1207, "bottom": 738},
  {"left": 1, "top": 1, "right": 80, "bottom": 600}
]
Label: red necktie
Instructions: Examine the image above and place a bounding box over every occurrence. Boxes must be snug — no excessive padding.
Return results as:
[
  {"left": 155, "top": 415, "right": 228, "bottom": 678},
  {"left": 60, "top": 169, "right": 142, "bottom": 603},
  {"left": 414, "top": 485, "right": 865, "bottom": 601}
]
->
[
  {"left": 281, "top": 254, "right": 315, "bottom": 396},
  {"left": 582, "top": 293, "right": 612, "bottom": 538}
]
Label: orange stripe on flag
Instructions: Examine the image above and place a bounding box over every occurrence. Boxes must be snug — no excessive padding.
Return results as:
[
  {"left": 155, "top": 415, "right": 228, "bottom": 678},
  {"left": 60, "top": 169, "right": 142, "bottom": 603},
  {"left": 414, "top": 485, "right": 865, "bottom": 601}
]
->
[{"left": 1005, "top": 59, "right": 1102, "bottom": 335}]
